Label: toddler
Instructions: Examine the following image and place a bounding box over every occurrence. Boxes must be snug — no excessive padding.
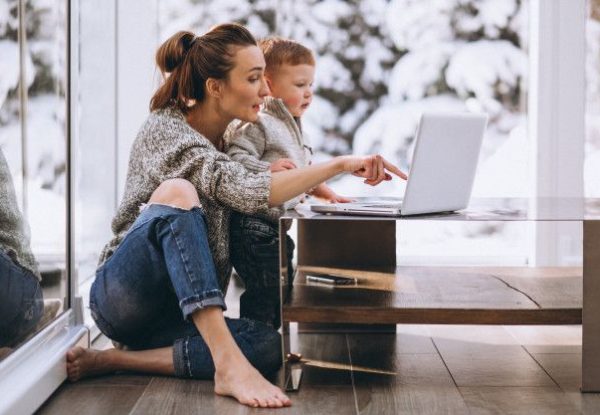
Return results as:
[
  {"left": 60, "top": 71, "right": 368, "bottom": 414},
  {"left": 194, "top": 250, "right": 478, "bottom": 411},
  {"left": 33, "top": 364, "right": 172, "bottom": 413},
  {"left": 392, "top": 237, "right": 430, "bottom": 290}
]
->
[{"left": 227, "top": 37, "right": 349, "bottom": 328}]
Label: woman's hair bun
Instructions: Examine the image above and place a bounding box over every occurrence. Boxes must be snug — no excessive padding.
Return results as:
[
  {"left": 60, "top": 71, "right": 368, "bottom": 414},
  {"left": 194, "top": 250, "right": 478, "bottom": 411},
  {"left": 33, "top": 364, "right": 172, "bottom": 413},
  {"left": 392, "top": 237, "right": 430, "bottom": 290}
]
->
[{"left": 156, "top": 31, "right": 196, "bottom": 73}]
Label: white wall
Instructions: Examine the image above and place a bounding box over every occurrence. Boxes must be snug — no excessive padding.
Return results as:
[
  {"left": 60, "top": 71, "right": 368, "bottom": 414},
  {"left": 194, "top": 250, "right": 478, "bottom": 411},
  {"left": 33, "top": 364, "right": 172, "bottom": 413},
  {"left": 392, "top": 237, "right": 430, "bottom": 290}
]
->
[
  {"left": 116, "top": 0, "right": 160, "bottom": 202},
  {"left": 71, "top": 0, "right": 118, "bottom": 287},
  {"left": 72, "top": 0, "right": 158, "bottom": 290}
]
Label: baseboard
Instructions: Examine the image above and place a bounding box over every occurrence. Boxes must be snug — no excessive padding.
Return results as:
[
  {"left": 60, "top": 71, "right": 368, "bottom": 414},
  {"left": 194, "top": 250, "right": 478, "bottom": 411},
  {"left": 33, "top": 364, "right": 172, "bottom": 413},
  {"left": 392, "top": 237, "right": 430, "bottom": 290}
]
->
[{"left": 0, "top": 310, "right": 89, "bottom": 415}]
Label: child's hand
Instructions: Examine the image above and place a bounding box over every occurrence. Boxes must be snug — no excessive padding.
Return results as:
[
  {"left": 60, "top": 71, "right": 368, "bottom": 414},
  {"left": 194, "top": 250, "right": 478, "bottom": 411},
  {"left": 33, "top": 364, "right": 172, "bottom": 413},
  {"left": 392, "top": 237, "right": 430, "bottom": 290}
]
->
[
  {"left": 328, "top": 194, "right": 354, "bottom": 203},
  {"left": 311, "top": 184, "right": 353, "bottom": 203},
  {"left": 270, "top": 158, "right": 297, "bottom": 172}
]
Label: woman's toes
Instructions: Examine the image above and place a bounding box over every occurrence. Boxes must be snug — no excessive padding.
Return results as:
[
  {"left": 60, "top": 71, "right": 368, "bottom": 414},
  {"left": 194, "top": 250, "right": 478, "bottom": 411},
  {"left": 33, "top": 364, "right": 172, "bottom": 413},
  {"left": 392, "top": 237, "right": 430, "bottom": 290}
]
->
[
  {"left": 67, "top": 369, "right": 79, "bottom": 381},
  {"left": 66, "top": 346, "right": 82, "bottom": 362},
  {"left": 241, "top": 397, "right": 258, "bottom": 408},
  {"left": 276, "top": 391, "right": 290, "bottom": 404},
  {"left": 269, "top": 397, "right": 283, "bottom": 408}
]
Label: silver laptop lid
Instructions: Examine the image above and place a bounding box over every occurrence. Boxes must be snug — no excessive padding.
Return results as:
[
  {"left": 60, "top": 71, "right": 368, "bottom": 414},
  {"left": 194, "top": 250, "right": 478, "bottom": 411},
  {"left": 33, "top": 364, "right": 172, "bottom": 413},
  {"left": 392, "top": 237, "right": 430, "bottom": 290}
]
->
[
  {"left": 401, "top": 112, "right": 487, "bottom": 215},
  {"left": 309, "top": 112, "right": 487, "bottom": 217}
]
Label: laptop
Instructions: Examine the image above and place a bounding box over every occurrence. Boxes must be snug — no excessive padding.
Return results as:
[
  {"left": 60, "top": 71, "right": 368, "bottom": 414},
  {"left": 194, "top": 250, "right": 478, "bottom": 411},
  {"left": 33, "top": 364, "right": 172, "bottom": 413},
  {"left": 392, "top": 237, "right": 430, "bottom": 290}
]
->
[{"left": 310, "top": 112, "right": 488, "bottom": 217}]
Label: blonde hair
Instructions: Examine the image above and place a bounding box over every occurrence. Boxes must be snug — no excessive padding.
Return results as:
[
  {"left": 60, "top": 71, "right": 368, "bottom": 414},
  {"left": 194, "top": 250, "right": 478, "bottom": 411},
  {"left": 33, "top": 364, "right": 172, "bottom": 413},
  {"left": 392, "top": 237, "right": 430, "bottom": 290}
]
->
[{"left": 258, "top": 37, "right": 315, "bottom": 75}]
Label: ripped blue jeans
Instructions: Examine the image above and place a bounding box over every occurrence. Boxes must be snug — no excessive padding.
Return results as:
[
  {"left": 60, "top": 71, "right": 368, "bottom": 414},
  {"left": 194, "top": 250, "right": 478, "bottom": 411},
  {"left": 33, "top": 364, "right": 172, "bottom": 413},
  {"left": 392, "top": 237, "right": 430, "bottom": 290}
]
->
[{"left": 90, "top": 204, "right": 282, "bottom": 379}]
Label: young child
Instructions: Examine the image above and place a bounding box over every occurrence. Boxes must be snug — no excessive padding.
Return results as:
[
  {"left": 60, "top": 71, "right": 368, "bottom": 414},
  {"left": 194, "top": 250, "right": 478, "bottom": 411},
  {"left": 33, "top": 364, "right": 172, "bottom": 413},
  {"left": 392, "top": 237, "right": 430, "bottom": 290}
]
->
[{"left": 227, "top": 37, "right": 350, "bottom": 328}]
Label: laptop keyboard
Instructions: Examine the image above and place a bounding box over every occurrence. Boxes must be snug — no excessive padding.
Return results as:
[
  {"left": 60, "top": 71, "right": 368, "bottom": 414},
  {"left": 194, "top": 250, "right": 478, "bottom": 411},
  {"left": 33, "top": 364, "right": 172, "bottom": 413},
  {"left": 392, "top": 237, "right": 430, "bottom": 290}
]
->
[{"left": 362, "top": 204, "right": 402, "bottom": 208}]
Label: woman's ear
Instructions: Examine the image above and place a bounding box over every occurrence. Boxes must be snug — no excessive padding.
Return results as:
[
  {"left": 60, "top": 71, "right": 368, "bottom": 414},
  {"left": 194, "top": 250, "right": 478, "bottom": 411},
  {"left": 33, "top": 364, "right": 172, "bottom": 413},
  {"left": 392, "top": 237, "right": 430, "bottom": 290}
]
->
[
  {"left": 265, "top": 76, "right": 273, "bottom": 94},
  {"left": 205, "top": 78, "right": 222, "bottom": 99}
]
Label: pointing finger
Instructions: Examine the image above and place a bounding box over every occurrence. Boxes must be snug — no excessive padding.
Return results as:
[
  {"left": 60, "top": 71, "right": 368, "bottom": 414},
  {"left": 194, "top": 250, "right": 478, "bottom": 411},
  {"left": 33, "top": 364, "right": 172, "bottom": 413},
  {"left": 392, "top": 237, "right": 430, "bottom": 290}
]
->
[{"left": 381, "top": 157, "right": 407, "bottom": 180}]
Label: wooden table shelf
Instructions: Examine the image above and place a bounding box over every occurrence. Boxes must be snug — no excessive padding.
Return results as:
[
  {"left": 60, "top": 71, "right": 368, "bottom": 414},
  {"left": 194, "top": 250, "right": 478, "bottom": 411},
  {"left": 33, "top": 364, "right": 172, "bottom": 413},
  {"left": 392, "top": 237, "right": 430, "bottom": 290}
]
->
[{"left": 283, "top": 266, "right": 582, "bottom": 325}]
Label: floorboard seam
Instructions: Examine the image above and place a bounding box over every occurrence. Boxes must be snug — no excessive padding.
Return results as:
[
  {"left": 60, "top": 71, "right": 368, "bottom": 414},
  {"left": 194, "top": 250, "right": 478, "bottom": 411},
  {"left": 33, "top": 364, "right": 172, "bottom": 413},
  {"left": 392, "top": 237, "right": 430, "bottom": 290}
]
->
[
  {"left": 127, "top": 376, "right": 156, "bottom": 414},
  {"left": 430, "top": 337, "right": 474, "bottom": 410},
  {"left": 522, "top": 347, "right": 564, "bottom": 390},
  {"left": 430, "top": 337, "right": 459, "bottom": 388},
  {"left": 345, "top": 334, "right": 360, "bottom": 415},
  {"left": 490, "top": 275, "right": 542, "bottom": 308}
]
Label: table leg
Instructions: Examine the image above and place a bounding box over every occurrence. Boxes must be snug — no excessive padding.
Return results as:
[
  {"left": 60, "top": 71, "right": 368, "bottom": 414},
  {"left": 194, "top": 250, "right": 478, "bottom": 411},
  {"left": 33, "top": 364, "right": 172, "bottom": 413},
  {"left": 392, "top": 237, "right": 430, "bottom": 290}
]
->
[
  {"left": 279, "top": 219, "right": 302, "bottom": 391},
  {"left": 582, "top": 220, "right": 600, "bottom": 391}
]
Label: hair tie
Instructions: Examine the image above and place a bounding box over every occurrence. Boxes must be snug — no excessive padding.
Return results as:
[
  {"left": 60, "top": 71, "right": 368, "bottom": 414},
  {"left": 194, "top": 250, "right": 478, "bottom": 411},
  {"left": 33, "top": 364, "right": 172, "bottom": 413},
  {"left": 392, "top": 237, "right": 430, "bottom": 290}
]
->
[{"left": 181, "top": 35, "right": 198, "bottom": 56}]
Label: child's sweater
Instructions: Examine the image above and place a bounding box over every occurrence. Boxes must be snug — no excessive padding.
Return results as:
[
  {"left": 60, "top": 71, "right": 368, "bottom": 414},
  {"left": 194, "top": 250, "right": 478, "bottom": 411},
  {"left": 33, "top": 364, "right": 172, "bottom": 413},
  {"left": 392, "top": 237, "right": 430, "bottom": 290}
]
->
[{"left": 226, "top": 97, "right": 312, "bottom": 223}]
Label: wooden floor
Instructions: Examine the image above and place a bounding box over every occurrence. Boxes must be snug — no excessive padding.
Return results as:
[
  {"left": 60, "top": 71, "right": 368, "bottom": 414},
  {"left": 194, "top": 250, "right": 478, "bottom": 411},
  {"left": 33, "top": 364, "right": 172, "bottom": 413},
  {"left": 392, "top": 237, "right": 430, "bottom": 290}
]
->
[
  {"left": 37, "top": 270, "right": 599, "bottom": 414},
  {"left": 38, "top": 324, "right": 600, "bottom": 415}
]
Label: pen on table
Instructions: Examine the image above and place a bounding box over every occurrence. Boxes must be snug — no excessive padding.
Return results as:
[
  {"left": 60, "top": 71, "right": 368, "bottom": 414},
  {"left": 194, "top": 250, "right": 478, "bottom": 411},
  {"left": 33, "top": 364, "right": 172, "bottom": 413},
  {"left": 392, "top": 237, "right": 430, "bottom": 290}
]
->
[{"left": 306, "top": 275, "right": 338, "bottom": 284}]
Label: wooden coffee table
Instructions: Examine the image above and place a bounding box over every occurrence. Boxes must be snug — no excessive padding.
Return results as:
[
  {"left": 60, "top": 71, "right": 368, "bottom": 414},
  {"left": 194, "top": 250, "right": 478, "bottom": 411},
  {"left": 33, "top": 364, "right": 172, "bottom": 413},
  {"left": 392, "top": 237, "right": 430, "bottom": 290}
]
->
[{"left": 278, "top": 198, "right": 600, "bottom": 392}]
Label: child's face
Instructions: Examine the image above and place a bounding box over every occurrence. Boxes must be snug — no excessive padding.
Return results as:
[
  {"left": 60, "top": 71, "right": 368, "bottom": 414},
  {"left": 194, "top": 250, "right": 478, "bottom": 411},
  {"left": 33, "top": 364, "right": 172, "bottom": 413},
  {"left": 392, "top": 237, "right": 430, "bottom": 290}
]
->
[{"left": 266, "top": 63, "right": 315, "bottom": 117}]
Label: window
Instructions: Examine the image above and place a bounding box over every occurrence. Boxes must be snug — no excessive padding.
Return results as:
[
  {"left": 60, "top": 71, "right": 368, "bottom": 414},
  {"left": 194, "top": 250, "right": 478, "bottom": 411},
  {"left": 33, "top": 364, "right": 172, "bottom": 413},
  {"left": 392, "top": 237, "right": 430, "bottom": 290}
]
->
[{"left": 159, "top": 0, "right": 531, "bottom": 264}]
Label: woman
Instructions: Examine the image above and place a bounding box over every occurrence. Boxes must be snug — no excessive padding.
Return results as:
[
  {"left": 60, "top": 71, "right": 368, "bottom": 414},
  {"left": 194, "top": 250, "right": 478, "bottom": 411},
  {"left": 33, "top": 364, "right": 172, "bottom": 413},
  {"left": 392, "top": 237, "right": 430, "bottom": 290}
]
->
[{"left": 67, "top": 23, "right": 405, "bottom": 409}]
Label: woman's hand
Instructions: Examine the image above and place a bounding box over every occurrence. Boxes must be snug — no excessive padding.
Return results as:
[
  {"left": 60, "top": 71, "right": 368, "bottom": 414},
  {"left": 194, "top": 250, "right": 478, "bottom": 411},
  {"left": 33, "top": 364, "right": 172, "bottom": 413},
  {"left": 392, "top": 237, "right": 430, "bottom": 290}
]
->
[
  {"left": 338, "top": 155, "right": 407, "bottom": 186},
  {"left": 268, "top": 155, "right": 405, "bottom": 207},
  {"left": 270, "top": 158, "right": 297, "bottom": 173}
]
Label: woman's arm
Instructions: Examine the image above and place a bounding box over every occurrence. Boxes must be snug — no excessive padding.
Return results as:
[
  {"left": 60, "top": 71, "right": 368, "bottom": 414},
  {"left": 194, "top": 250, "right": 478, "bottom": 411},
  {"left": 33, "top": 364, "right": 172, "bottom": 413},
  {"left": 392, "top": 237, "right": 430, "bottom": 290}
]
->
[
  {"left": 147, "top": 117, "right": 404, "bottom": 212},
  {"left": 268, "top": 155, "right": 406, "bottom": 207}
]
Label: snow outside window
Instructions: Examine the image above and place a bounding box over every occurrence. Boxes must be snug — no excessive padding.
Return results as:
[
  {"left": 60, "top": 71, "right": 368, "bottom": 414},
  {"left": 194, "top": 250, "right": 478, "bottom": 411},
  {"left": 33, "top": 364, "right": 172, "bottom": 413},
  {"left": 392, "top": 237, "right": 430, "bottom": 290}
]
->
[{"left": 0, "top": 0, "right": 67, "bottom": 266}]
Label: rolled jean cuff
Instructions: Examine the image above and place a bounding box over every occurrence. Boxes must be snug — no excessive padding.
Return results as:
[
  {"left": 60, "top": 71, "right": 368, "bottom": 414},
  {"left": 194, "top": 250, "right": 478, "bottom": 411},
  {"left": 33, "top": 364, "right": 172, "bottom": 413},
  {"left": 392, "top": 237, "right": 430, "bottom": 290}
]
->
[
  {"left": 173, "top": 337, "right": 192, "bottom": 378},
  {"left": 180, "top": 289, "right": 227, "bottom": 320}
]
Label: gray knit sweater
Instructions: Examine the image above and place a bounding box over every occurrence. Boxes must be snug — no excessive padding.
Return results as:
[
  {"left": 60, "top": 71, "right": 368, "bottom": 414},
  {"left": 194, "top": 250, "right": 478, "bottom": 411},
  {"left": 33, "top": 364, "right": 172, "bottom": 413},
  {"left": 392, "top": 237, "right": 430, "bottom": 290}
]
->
[
  {"left": 226, "top": 97, "right": 312, "bottom": 223},
  {"left": 99, "top": 107, "right": 272, "bottom": 293},
  {"left": 0, "top": 149, "right": 40, "bottom": 280}
]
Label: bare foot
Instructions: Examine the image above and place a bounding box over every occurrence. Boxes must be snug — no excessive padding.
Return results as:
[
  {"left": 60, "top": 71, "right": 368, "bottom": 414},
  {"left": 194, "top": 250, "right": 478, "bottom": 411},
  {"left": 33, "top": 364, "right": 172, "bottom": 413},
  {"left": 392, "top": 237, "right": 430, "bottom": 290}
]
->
[
  {"left": 66, "top": 347, "right": 113, "bottom": 381},
  {"left": 214, "top": 357, "right": 291, "bottom": 408}
]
